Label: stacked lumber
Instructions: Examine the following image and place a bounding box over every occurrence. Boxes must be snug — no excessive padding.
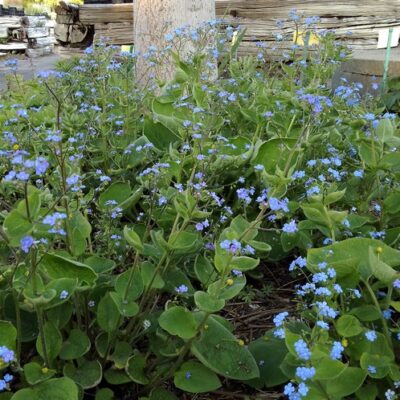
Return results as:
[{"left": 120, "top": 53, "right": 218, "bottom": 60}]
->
[
  {"left": 54, "top": 1, "right": 91, "bottom": 48},
  {"left": 55, "top": 0, "right": 400, "bottom": 53},
  {"left": 0, "top": 16, "right": 26, "bottom": 53},
  {"left": 79, "top": 4, "right": 133, "bottom": 24},
  {"left": 19, "top": 16, "right": 55, "bottom": 57}
]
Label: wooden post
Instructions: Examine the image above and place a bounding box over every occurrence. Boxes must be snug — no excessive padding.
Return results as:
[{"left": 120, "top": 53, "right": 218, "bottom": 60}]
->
[{"left": 134, "top": 0, "right": 216, "bottom": 87}]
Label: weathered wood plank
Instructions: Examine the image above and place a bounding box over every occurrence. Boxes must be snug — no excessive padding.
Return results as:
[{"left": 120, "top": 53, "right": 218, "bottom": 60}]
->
[{"left": 79, "top": 3, "right": 133, "bottom": 24}]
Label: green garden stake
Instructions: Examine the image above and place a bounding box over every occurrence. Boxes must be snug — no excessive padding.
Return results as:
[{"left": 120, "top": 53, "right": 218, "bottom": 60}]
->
[{"left": 382, "top": 27, "right": 394, "bottom": 91}]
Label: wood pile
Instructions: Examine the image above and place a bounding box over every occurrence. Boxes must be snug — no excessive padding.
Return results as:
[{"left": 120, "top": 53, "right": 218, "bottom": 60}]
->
[
  {"left": 0, "top": 16, "right": 26, "bottom": 53},
  {"left": 54, "top": 1, "right": 92, "bottom": 48},
  {"left": 54, "top": 0, "right": 400, "bottom": 53},
  {"left": 20, "top": 16, "right": 55, "bottom": 57}
]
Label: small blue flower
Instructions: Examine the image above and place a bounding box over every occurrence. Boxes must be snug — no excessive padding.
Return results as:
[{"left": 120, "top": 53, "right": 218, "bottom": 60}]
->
[
  {"left": 20, "top": 236, "right": 35, "bottom": 253},
  {"left": 3, "top": 374, "right": 12, "bottom": 383},
  {"left": 393, "top": 279, "right": 400, "bottom": 289},
  {"left": 330, "top": 341, "right": 344, "bottom": 360},
  {"left": 368, "top": 365, "right": 376, "bottom": 374},
  {"left": 365, "top": 330, "right": 377, "bottom": 342},
  {"left": 294, "top": 339, "right": 311, "bottom": 361},
  {"left": 296, "top": 366, "right": 316, "bottom": 381},
  {"left": 185, "top": 371, "right": 191, "bottom": 379},
  {"left": 59, "top": 290, "right": 69, "bottom": 300},
  {"left": 175, "top": 285, "right": 188, "bottom": 294},
  {"left": 282, "top": 220, "right": 298, "bottom": 234},
  {"left": 273, "top": 312, "right": 288, "bottom": 327}
]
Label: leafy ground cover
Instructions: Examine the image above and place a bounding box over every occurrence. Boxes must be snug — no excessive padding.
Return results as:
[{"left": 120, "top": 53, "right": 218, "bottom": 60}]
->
[{"left": 0, "top": 12, "right": 400, "bottom": 400}]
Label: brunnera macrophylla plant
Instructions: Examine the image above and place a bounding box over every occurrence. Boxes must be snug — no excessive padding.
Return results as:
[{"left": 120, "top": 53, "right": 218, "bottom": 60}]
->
[{"left": 0, "top": 10, "right": 399, "bottom": 400}]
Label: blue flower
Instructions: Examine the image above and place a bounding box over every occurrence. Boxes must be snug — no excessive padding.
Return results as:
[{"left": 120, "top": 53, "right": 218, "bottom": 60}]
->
[
  {"left": 59, "top": 290, "right": 69, "bottom": 300},
  {"left": 0, "top": 380, "right": 6, "bottom": 391},
  {"left": 20, "top": 236, "right": 35, "bottom": 253},
  {"left": 0, "top": 346, "right": 14, "bottom": 363},
  {"left": 175, "top": 285, "right": 188, "bottom": 294},
  {"left": 353, "top": 169, "right": 364, "bottom": 178},
  {"left": 296, "top": 366, "right": 316, "bottom": 381},
  {"left": 273, "top": 312, "right": 288, "bottom": 327},
  {"left": 294, "top": 339, "right": 311, "bottom": 361},
  {"left": 393, "top": 279, "right": 400, "bottom": 289},
  {"left": 365, "top": 330, "right": 377, "bottom": 342},
  {"left": 282, "top": 220, "right": 298, "bottom": 234},
  {"left": 185, "top": 371, "right": 192, "bottom": 379},
  {"left": 315, "top": 301, "right": 337, "bottom": 318},
  {"left": 368, "top": 365, "right": 376, "bottom": 374},
  {"left": 298, "top": 382, "right": 309, "bottom": 397},
  {"left": 273, "top": 328, "right": 285, "bottom": 339},
  {"left": 330, "top": 341, "right": 344, "bottom": 360},
  {"left": 316, "top": 321, "right": 329, "bottom": 330}
]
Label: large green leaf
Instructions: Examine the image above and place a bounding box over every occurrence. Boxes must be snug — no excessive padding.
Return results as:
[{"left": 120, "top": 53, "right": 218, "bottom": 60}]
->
[
  {"left": 98, "top": 182, "right": 132, "bottom": 210},
  {"left": 40, "top": 254, "right": 97, "bottom": 287},
  {"left": 36, "top": 321, "right": 62, "bottom": 363},
  {"left": 64, "top": 360, "right": 102, "bottom": 389},
  {"left": 307, "top": 238, "right": 400, "bottom": 287},
  {"left": 59, "top": 329, "right": 91, "bottom": 360},
  {"left": 335, "top": 315, "right": 363, "bottom": 337},
  {"left": 174, "top": 361, "right": 221, "bottom": 393},
  {"left": 144, "top": 117, "right": 181, "bottom": 150},
  {"left": 252, "top": 138, "right": 298, "bottom": 173},
  {"left": 159, "top": 306, "right": 198, "bottom": 339},
  {"left": 23, "top": 362, "right": 56, "bottom": 385},
  {"left": 324, "top": 367, "right": 366, "bottom": 398},
  {"left": 0, "top": 320, "right": 17, "bottom": 352},
  {"left": 126, "top": 355, "right": 149, "bottom": 384},
  {"left": 69, "top": 211, "right": 91, "bottom": 256},
  {"left": 247, "top": 334, "right": 288, "bottom": 388},
  {"left": 11, "top": 378, "right": 78, "bottom": 400},
  {"left": 194, "top": 291, "right": 225, "bottom": 313},
  {"left": 3, "top": 210, "right": 33, "bottom": 244},
  {"left": 191, "top": 314, "right": 259, "bottom": 380},
  {"left": 97, "top": 293, "right": 121, "bottom": 333}
]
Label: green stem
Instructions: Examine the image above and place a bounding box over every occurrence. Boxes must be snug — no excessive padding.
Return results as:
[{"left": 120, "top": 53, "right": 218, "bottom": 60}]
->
[
  {"left": 362, "top": 278, "right": 392, "bottom": 345},
  {"left": 36, "top": 307, "right": 50, "bottom": 367}
]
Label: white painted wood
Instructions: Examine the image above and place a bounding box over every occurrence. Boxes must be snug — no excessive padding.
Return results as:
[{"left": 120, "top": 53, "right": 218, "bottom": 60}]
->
[
  {"left": 29, "top": 36, "right": 55, "bottom": 48},
  {"left": 26, "top": 45, "right": 54, "bottom": 58},
  {"left": 0, "top": 26, "right": 8, "bottom": 38},
  {"left": 134, "top": 0, "right": 216, "bottom": 86},
  {"left": 0, "top": 41, "right": 27, "bottom": 50}
]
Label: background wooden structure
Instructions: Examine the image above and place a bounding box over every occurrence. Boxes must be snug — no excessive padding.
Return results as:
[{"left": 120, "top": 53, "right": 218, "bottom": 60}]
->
[{"left": 55, "top": 0, "right": 400, "bottom": 52}]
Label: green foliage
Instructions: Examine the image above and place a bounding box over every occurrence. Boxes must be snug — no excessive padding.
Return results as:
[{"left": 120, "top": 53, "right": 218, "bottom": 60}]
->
[{"left": 0, "top": 13, "right": 399, "bottom": 400}]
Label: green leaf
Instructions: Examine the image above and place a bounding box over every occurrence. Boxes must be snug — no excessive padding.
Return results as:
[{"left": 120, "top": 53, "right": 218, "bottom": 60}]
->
[
  {"left": 95, "top": 388, "right": 114, "bottom": 400},
  {"left": 324, "top": 189, "right": 346, "bottom": 205},
  {"left": 98, "top": 182, "right": 131, "bottom": 210},
  {"left": 69, "top": 211, "right": 91, "bottom": 256},
  {"left": 97, "top": 293, "right": 121, "bottom": 332},
  {"left": 16, "top": 187, "right": 41, "bottom": 220},
  {"left": 104, "top": 369, "right": 131, "bottom": 385},
  {"left": 64, "top": 360, "right": 102, "bottom": 389},
  {"left": 36, "top": 321, "right": 62, "bottom": 363},
  {"left": 123, "top": 226, "right": 144, "bottom": 253},
  {"left": 108, "top": 341, "right": 132, "bottom": 369},
  {"left": 109, "top": 292, "right": 139, "bottom": 318},
  {"left": 0, "top": 320, "right": 17, "bottom": 352},
  {"left": 368, "top": 247, "right": 399, "bottom": 285},
  {"left": 247, "top": 334, "right": 288, "bottom": 388},
  {"left": 360, "top": 353, "right": 391, "bottom": 378},
  {"left": 191, "top": 314, "right": 259, "bottom": 380},
  {"left": 144, "top": 117, "right": 181, "bottom": 150},
  {"left": 167, "top": 231, "right": 202, "bottom": 254},
  {"left": 194, "top": 291, "right": 225, "bottom": 313},
  {"left": 159, "top": 306, "right": 198, "bottom": 339},
  {"left": 149, "top": 388, "right": 178, "bottom": 400},
  {"left": 43, "top": 278, "right": 77, "bottom": 310},
  {"left": 174, "top": 361, "right": 221, "bottom": 393},
  {"left": 59, "top": 329, "right": 91, "bottom": 360},
  {"left": 140, "top": 262, "right": 164, "bottom": 289},
  {"left": 23, "top": 362, "right": 56, "bottom": 385},
  {"left": 252, "top": 138, "right": 298, "bottom": 173},
  {"left": 85, "top": 256, "right": 116, "bottom": 274},
  {"left": 324, "top": 367, "right": 366, "bottom": 398},
  {"left": 336, "top": 315, "right": 363, "bottom": 337},
  {"left": 11, "top": 378, "right": 78, "bottom": 400},
  {"left": 126, "top": 355, "right": 149, "bottom": 384},
  {"left": 230, "top": 256, "right": 259, "bottom": 271},
  {"left": 3, "top": 210, "right": 32, "bottom": 244},
  {"left": 356, "top": 384, "right": 378, "bottom": 400},
  {"left": 350, "top": 305, "right": 381, "bottom": 322},
  {"left": 313, "top": 357, "right": 348, "bottom": 380},
  {"left": 307, "top": 238, "right": 400, "bottom": 287},
  {"left": 115, "top": 269, "right": 144, "bottom": 302},
  {"left": 40, "top": 254, "right": 97, "bottom": 287},
  {"left": 208, "top": 275, "right": 246, "bottom": 300},
  {"left": 194, "top": 255, "right": 216, "bottom": 285},
  {"left": 375, "top": 118, "right": 394, "bottom": 143}
]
